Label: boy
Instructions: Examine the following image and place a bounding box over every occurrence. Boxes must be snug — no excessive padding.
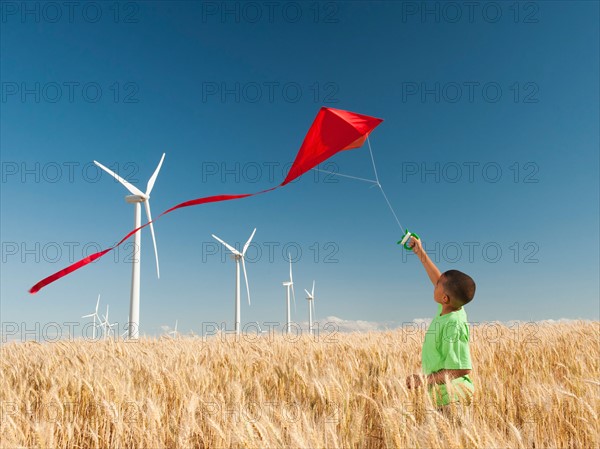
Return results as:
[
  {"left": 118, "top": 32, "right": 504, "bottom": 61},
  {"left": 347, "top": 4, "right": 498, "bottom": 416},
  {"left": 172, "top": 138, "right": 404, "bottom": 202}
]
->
[{"left": 405, "top": 236, "right": 476, "bottom": 410}]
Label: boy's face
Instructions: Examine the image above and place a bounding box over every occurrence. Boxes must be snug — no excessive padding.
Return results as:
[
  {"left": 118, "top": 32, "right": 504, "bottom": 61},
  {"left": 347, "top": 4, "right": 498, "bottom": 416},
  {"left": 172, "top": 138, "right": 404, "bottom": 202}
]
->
[{"left": 434, "top": 276, "right": 450, "bottom": 305}]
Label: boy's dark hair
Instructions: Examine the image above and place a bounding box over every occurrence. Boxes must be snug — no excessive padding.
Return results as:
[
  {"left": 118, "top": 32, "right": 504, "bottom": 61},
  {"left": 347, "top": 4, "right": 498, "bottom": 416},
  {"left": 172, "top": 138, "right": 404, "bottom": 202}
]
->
[{"left": 441, "top": 270, "right": 476, "bottom": 306}]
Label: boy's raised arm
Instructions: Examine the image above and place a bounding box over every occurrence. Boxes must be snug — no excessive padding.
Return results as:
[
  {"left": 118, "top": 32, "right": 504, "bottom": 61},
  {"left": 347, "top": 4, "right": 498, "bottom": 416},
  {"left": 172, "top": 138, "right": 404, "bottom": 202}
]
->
[{"left": 409, "top": 236, "right": 441, "bottom": 286}]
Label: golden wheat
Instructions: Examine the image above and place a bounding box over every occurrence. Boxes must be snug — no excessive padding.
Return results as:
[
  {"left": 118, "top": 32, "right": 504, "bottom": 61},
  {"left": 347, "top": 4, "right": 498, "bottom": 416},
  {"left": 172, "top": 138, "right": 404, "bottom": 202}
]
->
[{"left": 1, "top": 322, "right": 598, "bottom": 448}]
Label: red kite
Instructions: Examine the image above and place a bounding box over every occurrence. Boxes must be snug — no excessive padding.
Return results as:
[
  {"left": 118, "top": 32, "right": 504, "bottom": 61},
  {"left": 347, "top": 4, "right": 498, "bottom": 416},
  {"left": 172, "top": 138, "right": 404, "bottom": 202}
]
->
[{"left": 283, "top": 107, "right": 383, "bottom": 185}]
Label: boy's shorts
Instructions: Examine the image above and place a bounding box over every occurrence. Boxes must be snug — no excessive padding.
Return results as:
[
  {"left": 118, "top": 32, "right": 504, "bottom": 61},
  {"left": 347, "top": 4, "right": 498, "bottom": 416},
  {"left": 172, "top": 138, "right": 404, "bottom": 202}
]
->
[{"left": 428, "top": 375, "right": 474, "bottom": 407}]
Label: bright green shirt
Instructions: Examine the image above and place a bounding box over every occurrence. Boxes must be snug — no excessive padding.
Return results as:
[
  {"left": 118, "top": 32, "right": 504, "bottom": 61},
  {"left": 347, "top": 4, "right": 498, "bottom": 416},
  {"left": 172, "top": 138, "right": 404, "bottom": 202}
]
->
[{"left": 422, "top": 304, "right": 474, "bottom": 406}]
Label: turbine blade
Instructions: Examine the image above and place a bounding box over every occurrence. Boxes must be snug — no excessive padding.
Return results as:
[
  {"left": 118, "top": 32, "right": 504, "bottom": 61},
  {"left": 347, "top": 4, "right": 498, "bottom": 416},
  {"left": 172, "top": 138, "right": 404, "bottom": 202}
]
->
[
  {"left": 94, "top": 160, "right": 145, "bottom": 197},
  {"left": 146, "top": 153, "right": 165, "bottom": 195},
  {"left": 82, "top": 313, "right": 95, "bottom": 318},
  {"left": 312, "top": 280, "right": 315, "bottom": 297},
  {"left": 241, "top": 257, "right": 251, "bottom": 306},
  {"left": 243, "top": 228, "right": 256, "bottom": 255},
  {"left": 144, "top": 200, "right": 160, "bottom": 279},
  {"left": 289, "top": 254, "right": 293, "bottom": 283},
  {"left": 212, "top": 234, "right": 242, "bottom": 256},
  {"left": 95, "top": 294, "right": 100, "bottom": 313},
  {"left": 304, "top": 289, "right": 311, "bottom": 297},
  {"left": 291, "top": 284, "right": 296, "bottom": 313}
]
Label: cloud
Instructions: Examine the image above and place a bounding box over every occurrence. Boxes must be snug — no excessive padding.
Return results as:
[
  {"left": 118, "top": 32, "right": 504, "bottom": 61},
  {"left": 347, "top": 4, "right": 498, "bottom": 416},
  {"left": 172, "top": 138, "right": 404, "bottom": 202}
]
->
[
  {"left": 312, "top": 316, "right": 436, "bottom": 333},
  {"left": 315, "top": 316, "right": 399, "bottom": 333},
  {"left": 411, "top": 318, "right": 432, "bottom": 327},
  {"left": 308, "top": 317, "right": 595, "bottom": 334}
]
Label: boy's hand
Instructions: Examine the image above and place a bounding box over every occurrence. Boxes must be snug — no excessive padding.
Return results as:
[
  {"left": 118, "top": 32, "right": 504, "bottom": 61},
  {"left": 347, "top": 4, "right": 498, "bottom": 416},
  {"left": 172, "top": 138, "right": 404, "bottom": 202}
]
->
[
  {"left": 408, "top": 236, "right": 423, "bottom": 256},
  {"left": 406, "top": 373, "right": 423, "bottom": 389},
  {"left": 407, "top": 234, "right": 442, "bottom": 286}
]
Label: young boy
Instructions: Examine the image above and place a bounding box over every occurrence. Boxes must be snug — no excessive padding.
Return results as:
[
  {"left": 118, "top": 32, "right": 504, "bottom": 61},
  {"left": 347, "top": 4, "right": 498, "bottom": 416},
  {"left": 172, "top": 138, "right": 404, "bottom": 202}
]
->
[{"left": 405, "top": 236, "right": 476, "bottom": 409}]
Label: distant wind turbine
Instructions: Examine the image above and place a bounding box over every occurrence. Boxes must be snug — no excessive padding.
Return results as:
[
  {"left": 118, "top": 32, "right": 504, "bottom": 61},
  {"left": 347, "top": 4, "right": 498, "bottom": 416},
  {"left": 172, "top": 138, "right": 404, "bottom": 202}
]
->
[
  {"left": 100, "top": 305, "right": 116, "bottom": 340},
  {"left": 94, "top": 153, "right": 165, "bottom": 339},
  {"left": 256, "top": 323, "right": 269, "bottom": 335},
  {"left": 168, "top": 320, "right": 179, "bottom": 338},
  {"left": 305, "top": 281, "right": 316, "bottom": 335},
  {"left": 282, "top": 254, "right": 296, "bottom": 334},
  {"left": 211, "top": 228, "right": 256, "bottom": 336},
  {"left": 82, "top": 294, "right": 101, "bottom": 339}
]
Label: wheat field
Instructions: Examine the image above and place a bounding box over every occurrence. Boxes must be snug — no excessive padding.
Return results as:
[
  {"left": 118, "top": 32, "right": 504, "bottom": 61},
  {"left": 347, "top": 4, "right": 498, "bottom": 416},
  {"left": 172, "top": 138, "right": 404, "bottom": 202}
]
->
[{"left": 1, "top": 321, "right": 598, "bottom": 448}]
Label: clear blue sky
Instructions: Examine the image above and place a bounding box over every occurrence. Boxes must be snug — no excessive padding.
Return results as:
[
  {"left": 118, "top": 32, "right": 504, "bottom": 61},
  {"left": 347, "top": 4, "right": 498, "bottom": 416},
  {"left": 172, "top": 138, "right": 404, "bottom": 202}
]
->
[{"left": 1, "top": 1, "right": 598, "bottom": 338}]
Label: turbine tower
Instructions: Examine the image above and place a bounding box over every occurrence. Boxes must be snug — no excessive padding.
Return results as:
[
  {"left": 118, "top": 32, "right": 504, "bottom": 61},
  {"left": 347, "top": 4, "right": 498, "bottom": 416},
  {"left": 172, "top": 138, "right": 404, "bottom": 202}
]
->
[
  {"left": 282, "top": 254, "right": 296, "bottom": 334},
  {"left": 94, "top": 153, "right": 165, "bottom": 339},
  {"left": 212, "top": 228, "right": 256, "bottom": 336},
  {"left": 305, "top": 281, "right": 316, "bottom": 335}
]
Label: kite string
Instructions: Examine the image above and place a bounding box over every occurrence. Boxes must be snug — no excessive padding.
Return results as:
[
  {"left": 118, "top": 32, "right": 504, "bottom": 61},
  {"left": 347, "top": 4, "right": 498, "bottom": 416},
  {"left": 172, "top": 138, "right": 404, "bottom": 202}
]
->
[
  {"left": 377, "top": 182, "right": 405, "bottom": 234},
  {"left": 367, "top": 136, "right": 406, "bottom": 235},
  {"left": 311, "top": 168, "right": 378, "bottom": 184},
  {"left": 367, "top": 135, "right": 381, "bottom": 185}
]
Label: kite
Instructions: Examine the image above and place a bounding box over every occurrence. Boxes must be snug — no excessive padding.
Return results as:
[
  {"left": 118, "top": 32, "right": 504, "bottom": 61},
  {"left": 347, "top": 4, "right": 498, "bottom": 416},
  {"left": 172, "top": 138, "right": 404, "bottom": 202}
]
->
[
  {"left": 29, "top": 107, "right": 386, "bottom": 294},
  {"left": 283, "top": 107, "right": 383, "bottom": 184}
]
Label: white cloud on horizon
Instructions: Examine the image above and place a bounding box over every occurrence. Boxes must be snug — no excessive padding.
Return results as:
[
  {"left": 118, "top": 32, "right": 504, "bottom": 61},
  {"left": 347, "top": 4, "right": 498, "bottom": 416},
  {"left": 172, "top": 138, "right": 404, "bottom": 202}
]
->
[
  {"left": 316, "top": 316, "right": 398, "bottom": 333},
  {"left": 311, "top": 316, "right": 595, "bottom": 334},
  {"left": 411, "top": 318, "right": 433, "bottom": 327}
]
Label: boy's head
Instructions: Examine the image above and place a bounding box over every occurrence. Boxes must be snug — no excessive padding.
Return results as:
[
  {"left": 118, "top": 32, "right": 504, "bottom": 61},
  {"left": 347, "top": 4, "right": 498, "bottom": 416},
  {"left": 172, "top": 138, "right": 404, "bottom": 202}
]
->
[{"left": 434, "top": 270, "right": 476, "bottom": 308}]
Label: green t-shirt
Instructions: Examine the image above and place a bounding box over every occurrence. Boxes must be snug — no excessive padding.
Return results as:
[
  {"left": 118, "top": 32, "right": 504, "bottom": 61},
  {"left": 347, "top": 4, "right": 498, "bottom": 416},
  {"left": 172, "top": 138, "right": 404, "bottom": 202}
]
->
[{"left": 422, "top": 303, "right": 474, "bottom": 406}]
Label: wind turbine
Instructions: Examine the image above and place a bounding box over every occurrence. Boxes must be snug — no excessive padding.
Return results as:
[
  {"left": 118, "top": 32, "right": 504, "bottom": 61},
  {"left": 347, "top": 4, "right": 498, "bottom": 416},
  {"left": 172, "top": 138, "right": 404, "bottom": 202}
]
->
[
  {"left": 94, "top": 153, "right": 165, "bottom": 339},
  {"left": 82, "top": 294, "right": 101, "bottom": 339},
  {"left": 100, "top": 305, "right": 116, "bottom": 340},
  {"left": 211, "top": 228, "right": 256, "bottom": 336},
  {"left": 256, "top": 323, "right": 269, "bottom": 335},
  {"left": 305, "top": 281, "right": 316, "bottom": 335},
  {"left": 168, "top": 320, "right": 179, "bottom": 338},
  {"left": 282, "top": 254, "right": 296, "bottom": 334}
]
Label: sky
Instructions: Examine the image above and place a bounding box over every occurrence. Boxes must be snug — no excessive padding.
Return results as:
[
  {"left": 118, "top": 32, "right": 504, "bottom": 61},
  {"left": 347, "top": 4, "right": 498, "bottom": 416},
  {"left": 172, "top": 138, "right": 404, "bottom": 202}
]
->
[{"left": 1, "top": 1, "right": 598, "bottom": 340}]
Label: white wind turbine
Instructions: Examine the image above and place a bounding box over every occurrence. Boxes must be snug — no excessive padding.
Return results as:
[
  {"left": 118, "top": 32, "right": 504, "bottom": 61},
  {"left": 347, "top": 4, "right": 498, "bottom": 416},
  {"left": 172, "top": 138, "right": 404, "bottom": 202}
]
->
[
  {"left": 168, "top": 320, "right": 179, "bottom": 338},
  {"left": 94, "top": 153, "right": 165, "bottom": 340},
  {"left": 305, "top": 281, "right": 316, "bottom": 335},
  {"left": 211, "top": 228, "right": 256, "bottom": 336},
  {"left": 82, "top": 294, "right": 101, "bottom": 339},
  {"left": 282, "top": 254, "right": 296, "bottom": 334},
  {"left": 256, "top": 323, "right": 269, "bottom": 335},
  {"left": 100, "top": 305, "right": 117, "bottom": 340}
]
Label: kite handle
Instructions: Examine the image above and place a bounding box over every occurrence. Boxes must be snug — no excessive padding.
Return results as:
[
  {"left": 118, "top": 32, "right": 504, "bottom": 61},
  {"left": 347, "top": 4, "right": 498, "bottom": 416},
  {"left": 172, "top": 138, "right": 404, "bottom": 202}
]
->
[{"left": 397, "top": 230, "right": 420, "bottom": 250}]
